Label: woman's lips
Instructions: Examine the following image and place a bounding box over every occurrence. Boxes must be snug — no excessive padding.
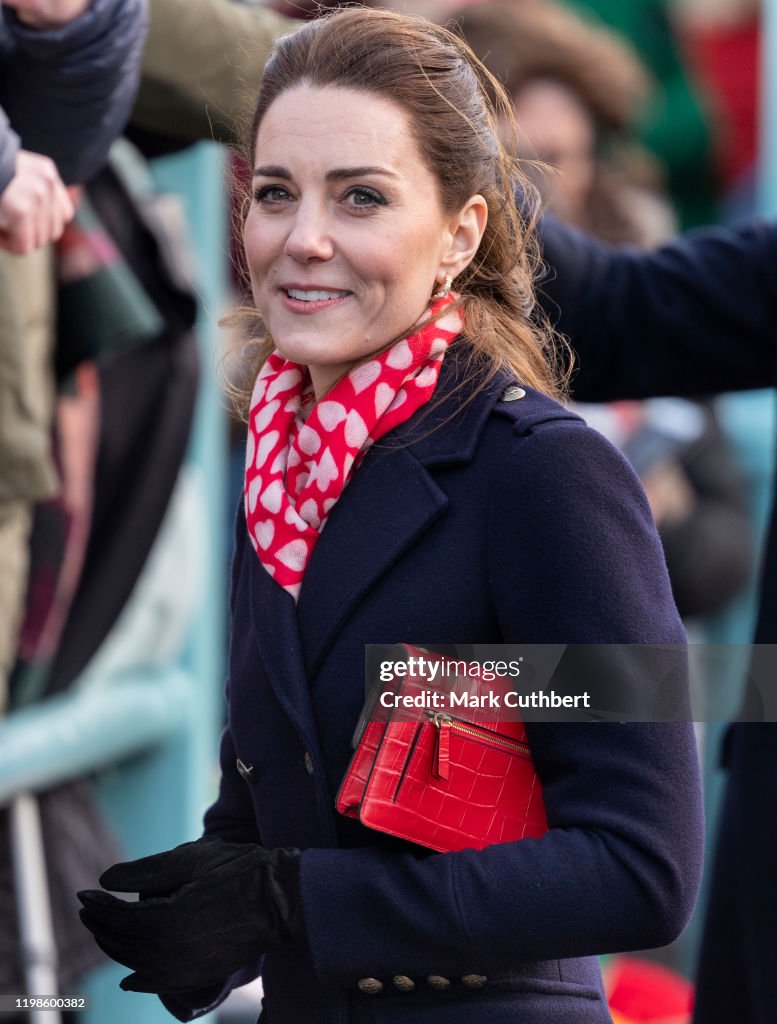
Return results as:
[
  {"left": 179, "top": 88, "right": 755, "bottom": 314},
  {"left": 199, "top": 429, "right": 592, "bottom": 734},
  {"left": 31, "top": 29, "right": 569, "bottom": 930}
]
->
[{"left": 281, "top": 287, "right": 353, "bottom": 313}]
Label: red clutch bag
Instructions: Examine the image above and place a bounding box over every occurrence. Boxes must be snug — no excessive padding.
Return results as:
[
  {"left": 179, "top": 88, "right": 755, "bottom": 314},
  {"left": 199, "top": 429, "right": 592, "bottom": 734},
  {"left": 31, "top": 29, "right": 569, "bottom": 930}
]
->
[{"left": 336, "top": 645, "right": 549, "bottom": 852}]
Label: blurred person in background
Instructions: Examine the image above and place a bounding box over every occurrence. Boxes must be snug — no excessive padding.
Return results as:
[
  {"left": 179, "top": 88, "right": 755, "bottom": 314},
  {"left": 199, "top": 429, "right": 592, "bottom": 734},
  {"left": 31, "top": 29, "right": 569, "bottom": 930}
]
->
[
  {"left": 454, "top": 0, "right": 676, "bottom": 245},
  {"left": 0, "top": 0, "right": 148, "bottom": 712},
  {"left": 557, "top": 0, "right": 718, "bottom": 227}
]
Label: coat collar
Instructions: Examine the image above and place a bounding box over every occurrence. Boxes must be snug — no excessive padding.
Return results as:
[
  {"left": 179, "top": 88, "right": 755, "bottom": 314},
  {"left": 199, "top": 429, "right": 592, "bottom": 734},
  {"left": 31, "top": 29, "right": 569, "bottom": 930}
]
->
[{"left": 247, "top": 343, "right": 513, "bottom": 738}]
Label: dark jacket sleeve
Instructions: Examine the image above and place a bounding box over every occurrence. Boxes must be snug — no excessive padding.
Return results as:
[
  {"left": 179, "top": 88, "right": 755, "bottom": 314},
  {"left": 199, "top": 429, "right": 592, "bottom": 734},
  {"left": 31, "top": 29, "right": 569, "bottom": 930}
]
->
[
  {"left": 299, "top": 421, "right": 703, "bottom": 988},
  {"left": 538, "top": 214, "right": 777, "bottom": 400},
  {"left": 0, "top": 0, "right": 148, "bottom": 190}
]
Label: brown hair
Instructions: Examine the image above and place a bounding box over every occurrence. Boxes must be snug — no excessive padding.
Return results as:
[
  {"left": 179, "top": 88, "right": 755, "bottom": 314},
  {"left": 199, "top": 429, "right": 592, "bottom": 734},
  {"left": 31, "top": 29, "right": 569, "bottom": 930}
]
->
[{"left": 228, "top": 6, "right": 568, "bottom": 418}]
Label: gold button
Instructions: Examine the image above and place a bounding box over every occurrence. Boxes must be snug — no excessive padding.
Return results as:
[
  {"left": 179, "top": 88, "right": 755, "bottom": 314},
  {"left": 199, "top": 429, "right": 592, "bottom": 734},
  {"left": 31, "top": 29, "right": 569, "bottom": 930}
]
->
[
  {"left": 392, "top": 975, "right": 415, "bottom": 992},
  {"left": 427, "top": 975, "right": 451, "bottom": 990},
  {"left": 501, "top": 385, "right": 526, "bottom": 402},
  {"left": 461, "top": 974, "right": 488, "bottom": 988},
  {"left": 357, "top": 978, "right": 384, "bottom": 995}
]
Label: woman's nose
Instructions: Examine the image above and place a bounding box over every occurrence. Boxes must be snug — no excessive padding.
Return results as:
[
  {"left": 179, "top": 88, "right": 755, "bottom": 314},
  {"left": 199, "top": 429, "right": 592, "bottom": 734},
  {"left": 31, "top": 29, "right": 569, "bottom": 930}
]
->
[{"left": 283, "top": 201, "right": 334, "bottom": 263}]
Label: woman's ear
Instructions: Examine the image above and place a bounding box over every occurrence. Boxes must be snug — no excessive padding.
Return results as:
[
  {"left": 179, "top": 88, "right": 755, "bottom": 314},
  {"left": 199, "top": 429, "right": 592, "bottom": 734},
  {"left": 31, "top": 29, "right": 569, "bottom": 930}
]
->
[{"left": 440, "top": 194, "right": 488, "bottom": 279}]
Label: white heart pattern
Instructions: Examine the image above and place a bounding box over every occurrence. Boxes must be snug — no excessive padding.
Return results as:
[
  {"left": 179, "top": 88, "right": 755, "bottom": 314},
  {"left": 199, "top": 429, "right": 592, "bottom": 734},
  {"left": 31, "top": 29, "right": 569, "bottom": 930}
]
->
[
  {"left": 267, "top": 368, "right": 302, "bottom": 400},
  {"left": 315, "top": 447, "right": 339, "bottom": 491},
  {"left": 251, "top": 377, "right": 267, "bottom": 404},
  {"left": 253, "top": 398, "right": 281, "bottom": 433},
  {"left": 275, "top": 538, "right": 310, "bottom": 571},
  {"left": 317, "top": 400, "right": 347, "bottom": 431},
  {"left": 255, "top": 430, "right": 280, "bottom": 469},
  {"left": 345, "top": 409, "right": 368, "bottom": 449},
  {"left": 387, "top": 388, "right": 407, "bottom": 412},
  {"left": 299, "top": 498, "right": 321, "bottom": 529},
  {"left": 298, "top": 425, "right": 321, "bottom": 456},
  {"left": 254, "top": 519, "right": 275, "bottom": 550},
  {"left": 349, "top": 359, "right": 381, "bottom": 394},
  {"left": 247, "top": 475, "right": 262, "bottom": 513},
  {"left": 374, "top": 382, "right": 394, "bottom": 418},
  {"left": 260, "top": 479, "right": 284, "bottom": 513},
  {"left": 415, "top": 365, "right": 436, "bottom": 389},
  {"left": 386, "top": 338, "right": 412, "bottom": 369}
]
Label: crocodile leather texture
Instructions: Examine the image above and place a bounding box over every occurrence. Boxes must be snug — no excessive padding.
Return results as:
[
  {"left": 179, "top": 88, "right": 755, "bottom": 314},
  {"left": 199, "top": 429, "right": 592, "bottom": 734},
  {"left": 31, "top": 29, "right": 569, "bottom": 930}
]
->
[{"left": 336, "top": 647, "right": 548, "bottom": 852}]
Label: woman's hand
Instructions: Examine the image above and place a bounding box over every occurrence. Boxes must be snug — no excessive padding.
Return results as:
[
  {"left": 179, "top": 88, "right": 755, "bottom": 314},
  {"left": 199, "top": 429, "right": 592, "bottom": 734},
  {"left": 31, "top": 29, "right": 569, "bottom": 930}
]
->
[{"left": 77, "top": 836, "right": 304, "bottom": 994}]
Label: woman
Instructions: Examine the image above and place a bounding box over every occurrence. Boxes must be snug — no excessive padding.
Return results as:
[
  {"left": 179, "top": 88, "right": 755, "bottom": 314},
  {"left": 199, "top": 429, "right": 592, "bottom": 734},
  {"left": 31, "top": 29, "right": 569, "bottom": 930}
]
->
[{"left": 78, "top": 9, "right": 703, "bottom": 1023}]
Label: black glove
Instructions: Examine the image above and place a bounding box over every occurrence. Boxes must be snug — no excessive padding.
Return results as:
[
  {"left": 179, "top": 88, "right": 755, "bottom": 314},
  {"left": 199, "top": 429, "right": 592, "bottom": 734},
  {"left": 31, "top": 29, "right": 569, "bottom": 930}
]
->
[{"left": 77, "top": 836, "right": 304, "bottom": 995}]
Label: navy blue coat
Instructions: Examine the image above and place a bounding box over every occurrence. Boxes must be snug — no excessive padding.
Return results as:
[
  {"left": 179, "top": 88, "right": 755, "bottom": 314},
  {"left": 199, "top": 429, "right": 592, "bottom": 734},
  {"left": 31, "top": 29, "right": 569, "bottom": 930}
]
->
[
  {"left": 0, "top": 0, "right": 147, "bottom": 193},
  {"left": 166, "top": 347, "right": 703, "bottom": 1024}
]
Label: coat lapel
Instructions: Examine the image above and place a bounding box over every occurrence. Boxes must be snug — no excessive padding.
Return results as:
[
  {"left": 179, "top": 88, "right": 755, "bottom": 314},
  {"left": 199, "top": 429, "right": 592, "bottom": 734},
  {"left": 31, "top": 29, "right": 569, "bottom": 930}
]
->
[
  {"left": 248, "top": 545, "right": 320, "bottom": 751},
  {"left": 297, "top": 351, "right": 510, "bottom": 680},
  {"left": 297, "top": 443, "right": 449, "bottom": 678}
]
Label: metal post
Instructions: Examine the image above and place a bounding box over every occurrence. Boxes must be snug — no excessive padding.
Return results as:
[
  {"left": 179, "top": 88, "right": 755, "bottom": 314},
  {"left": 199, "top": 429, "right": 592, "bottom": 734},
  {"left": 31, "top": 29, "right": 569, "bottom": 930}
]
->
[
  {"left": 759, "top": 0, "right": 777, "bottom": 214},
  {"left": 9, "top": 794, "right": 61, "bottom": 1024}
]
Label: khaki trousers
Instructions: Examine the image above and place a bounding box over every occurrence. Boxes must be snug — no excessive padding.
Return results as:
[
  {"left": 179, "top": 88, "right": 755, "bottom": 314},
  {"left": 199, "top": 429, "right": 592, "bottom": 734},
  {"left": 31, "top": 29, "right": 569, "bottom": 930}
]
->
[{"left": 0, "top": 247, "right": 57, "bottom": 712}]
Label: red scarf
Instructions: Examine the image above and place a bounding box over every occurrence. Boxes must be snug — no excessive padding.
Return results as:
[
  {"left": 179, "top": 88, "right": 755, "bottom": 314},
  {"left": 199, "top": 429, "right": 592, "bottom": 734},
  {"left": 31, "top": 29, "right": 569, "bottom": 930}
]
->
[{"left": 244, "top": 294, "right": 463, "bottom": 600}]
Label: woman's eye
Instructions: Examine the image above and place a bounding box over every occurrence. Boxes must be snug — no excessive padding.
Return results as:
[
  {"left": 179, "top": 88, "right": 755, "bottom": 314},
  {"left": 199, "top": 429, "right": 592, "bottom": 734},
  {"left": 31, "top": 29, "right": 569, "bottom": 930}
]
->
[
  {"left": 344, "top": 187, "right": 387, "bottom": 210},
  {"left": 253, "top": 185, "right": 292, "bottom": 205}
]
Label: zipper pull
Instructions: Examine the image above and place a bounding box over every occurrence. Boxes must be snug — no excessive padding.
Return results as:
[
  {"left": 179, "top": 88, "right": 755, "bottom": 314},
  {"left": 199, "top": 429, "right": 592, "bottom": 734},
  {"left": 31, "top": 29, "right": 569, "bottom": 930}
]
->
[{"left": 430, "top": 712, "right": 451, "bottom": 781}]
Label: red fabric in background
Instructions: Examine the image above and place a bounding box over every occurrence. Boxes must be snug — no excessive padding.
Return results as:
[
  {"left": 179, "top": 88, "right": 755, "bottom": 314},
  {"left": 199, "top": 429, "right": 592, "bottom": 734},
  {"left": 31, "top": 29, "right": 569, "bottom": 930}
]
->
[
  {"left": 682, "top": 18, "right": 760, "bottom": 187},
  {"left": 607, "top": 955, "right": 693, "bottom": 1022}
]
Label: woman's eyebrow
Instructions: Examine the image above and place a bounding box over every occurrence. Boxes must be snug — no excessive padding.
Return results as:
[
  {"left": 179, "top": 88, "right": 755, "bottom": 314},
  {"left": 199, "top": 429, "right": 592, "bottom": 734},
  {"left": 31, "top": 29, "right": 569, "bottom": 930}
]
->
[
  {"left": 325, "top": 166, "right": 397, "bottom": 181},
  {"left": 252, "top": 165, "right": 398, "bottom": 180},
  {"left": 253, "top": 164, "right": 291, "bottom": 178}
]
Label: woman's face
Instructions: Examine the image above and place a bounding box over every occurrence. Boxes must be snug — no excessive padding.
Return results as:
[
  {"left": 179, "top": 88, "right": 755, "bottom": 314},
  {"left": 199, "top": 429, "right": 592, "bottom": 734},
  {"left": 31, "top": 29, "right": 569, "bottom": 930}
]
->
[
  {"left": 244, "top": 85, "right": 485, "bottom": 398},
  {"left": 512, "top": 79, "right": 596, "bottom": 225}
]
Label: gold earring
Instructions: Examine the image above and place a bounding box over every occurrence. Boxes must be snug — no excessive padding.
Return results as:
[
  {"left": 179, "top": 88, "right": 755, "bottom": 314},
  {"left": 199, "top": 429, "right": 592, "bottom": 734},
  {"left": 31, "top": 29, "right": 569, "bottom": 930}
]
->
[{"left": 432, "top": 273, "right": 453, "bottom": 300}]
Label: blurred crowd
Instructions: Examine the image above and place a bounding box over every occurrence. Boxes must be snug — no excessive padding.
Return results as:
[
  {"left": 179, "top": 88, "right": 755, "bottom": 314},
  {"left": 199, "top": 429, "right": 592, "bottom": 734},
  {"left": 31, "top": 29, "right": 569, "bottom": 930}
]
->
[{"left": 0, "top": 0, "right": 770, "bottom": 1022}]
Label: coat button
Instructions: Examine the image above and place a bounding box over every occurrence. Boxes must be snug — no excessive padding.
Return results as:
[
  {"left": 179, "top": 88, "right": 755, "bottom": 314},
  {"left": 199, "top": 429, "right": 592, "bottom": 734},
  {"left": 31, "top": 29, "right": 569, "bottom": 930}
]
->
[
  {"left": 303, "top": 751, "right": 315, "bottom": 776},
  {"left": 426, "top": 975, "right": 451, "bottom": 990},
  {"left": 461, "top": 974, "right": 488, "bottom": 988},
  {"left": 236, "top": 758, "right": 255, "bottom": 784},
  {"left": 392, "top": 975, "right": 415, "bottom": 992},
  {"left": 501, "top": 385, "right": 526, "bottom": 401},
  {"left": 357, "top": 978, "right": 384, "bottom": 995}
]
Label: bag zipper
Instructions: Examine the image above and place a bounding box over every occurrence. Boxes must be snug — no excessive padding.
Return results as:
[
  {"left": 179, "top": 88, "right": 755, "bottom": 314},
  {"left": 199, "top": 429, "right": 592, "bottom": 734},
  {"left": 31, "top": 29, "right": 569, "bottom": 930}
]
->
[{"left": 427, "top": 711, "right": 531, "bottom": 780}]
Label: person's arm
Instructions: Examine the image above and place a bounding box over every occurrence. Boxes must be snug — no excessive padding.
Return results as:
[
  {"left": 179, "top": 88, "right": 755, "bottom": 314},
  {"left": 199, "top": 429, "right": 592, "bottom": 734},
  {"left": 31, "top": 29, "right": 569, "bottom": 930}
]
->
[
  {"left": 132, "top": 0, "right": 291, "bottom": 146},
  {"left": 538, "top": 214, "right": 777, "bottom": 400},
  {"left": 1, "top": 0, "right": 148, "bottom": 185},
  {"left": 300, "top": 421, "right": 703, "bottom": 987}
]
